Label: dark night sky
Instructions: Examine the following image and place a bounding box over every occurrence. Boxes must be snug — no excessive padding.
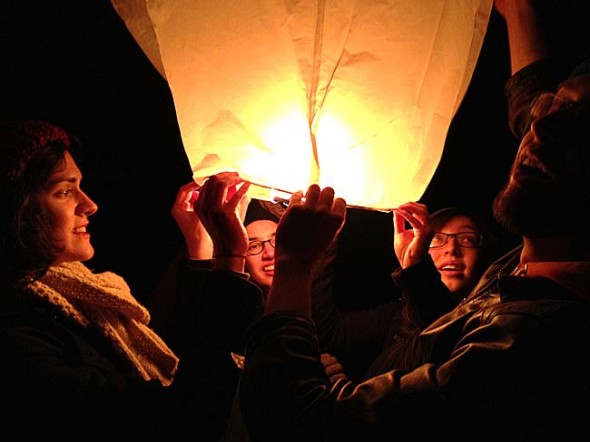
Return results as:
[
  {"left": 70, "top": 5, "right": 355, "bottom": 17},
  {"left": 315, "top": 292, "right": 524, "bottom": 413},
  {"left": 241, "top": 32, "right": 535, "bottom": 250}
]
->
[{"left": 2, "top": 2, "right": 522, "bottom": 305}]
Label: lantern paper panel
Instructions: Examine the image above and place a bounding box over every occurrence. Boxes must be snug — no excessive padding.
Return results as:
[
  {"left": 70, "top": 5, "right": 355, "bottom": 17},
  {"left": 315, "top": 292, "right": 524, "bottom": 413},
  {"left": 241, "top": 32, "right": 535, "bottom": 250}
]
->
[{"left": 111, "top": 0, "right": 493, "bottom": 211}]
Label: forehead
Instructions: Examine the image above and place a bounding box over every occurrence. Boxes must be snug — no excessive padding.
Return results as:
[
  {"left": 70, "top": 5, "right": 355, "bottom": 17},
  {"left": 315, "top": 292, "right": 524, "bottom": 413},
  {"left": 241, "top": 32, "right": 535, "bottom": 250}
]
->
[
  {"left": 47, "top": 151, "right": 80, "bottom": 184},
  {"left": 439, "top": 215, "right": 478, "bottom": 232},
  {"left": 246, "top": 219, "right": 277, "bottom": 238}
]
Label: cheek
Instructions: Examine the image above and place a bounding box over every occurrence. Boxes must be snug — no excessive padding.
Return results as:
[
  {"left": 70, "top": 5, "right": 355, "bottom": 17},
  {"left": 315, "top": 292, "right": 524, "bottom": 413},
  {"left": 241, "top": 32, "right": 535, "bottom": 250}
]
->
[
  {"left": 48, "top": 211, "right": 69, "bottom": 231},
  {"left": 462, "top": 251, "right": 481, "bottom": 269},
  {"left": 41, "top": 209, "right": 67, "bottom": 240},
  {"left": 246, "top": 256, "right": 260, "bottom": 270},
  {"left": 569, "top": 148, "right": 590, "bottom": 179},
  {"left": 428, "top": 249, "right": 442, "bottom": 262}
]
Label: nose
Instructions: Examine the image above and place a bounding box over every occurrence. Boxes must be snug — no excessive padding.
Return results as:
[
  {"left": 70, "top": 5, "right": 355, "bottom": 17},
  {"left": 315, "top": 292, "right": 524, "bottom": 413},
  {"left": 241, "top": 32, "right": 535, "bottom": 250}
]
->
[
  {"left": 443, "top": 237, "right": 462, "bottom": 256},
  {"left": 527, "top": 115, "right": 573, "bottom": 170},
  {"left": 530, "top": 116, "right": 549, "bottom": 142},
  {"left": 79, "top": 191, "right": 98, "bottom": 216},
  {"left": 261, "top": 241, "right": 274, "bottom": 258},
  {"left": 529, "top": 110, "right": 569, "bottom": 146}
]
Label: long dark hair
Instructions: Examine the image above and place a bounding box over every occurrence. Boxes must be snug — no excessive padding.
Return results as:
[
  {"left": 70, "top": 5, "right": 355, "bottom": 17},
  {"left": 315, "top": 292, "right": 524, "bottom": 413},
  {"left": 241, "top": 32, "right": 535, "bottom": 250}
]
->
[{"left": 0, "top": 120, "right": 74, "bottom": 288}]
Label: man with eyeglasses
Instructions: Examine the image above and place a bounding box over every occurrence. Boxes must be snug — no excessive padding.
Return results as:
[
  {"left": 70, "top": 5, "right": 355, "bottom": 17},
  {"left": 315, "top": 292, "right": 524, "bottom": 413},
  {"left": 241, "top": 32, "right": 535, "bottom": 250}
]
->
[
  {"left": 152, "top": 171, "right": 349, "bottom": 441},
  {"left": 242, "top": 198, "right": 281, "bottom": 297},
  {"left": 140, "top": 174, "right": 281, "bottom": 441},
  {"left": 162, "top": 177, "right": 283, "bottom": 298}
]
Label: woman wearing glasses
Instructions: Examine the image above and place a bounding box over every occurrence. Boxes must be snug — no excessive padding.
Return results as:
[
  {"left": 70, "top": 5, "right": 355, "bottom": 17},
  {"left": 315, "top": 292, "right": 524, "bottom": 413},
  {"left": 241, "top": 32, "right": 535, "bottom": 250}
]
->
[
  {"left": 389, "top": 203, "right": 499, "bottom": 348},
  {"left": 310, "top": 202, "right": 500, "bottom": 379},
  {"left": 394, "top": 203, "right": 498, "bottom": 303}
]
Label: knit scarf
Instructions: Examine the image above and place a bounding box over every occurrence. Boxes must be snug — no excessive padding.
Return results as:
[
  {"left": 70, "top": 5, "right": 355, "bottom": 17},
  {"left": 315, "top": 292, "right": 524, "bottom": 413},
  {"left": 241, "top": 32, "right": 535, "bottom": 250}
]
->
[{"left": 26, "top": 261, "right": 179, "bottom": 386}]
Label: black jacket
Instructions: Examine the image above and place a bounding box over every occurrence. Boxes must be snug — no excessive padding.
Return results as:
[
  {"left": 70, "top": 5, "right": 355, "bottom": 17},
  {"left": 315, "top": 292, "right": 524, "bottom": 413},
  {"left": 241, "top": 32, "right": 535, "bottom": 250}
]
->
[
  {"left": 0, "top": 265, "right": 263, "bottom": 440},
  {"left": 239, "top": 247, "right": 590, "bottom": 440}
]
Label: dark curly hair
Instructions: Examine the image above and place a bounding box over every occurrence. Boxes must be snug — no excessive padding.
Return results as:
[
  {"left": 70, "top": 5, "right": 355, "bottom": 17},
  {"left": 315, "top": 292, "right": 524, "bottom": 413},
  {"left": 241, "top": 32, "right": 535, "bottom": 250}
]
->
[{"left": 0, "top": 119, "right": 75, "bottom": 288}]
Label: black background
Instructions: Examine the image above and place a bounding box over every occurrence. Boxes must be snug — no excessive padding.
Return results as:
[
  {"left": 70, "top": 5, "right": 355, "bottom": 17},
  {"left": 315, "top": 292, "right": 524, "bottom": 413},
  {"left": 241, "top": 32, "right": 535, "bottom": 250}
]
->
[{"left": 1, "top": 2, "right": 527, "bottom": 304}]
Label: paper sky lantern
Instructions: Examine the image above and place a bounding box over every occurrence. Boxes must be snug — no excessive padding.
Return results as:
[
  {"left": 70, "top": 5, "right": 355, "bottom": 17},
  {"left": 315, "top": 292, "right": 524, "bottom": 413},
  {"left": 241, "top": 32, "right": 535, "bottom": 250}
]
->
[{"left": 111, "top": 0, "right": 493, "bottom": 211}]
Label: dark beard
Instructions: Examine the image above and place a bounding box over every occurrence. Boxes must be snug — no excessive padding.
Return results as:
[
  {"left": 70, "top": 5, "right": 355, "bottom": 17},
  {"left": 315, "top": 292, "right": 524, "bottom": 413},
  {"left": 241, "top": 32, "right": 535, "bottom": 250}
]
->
[{"left": 493, "top": 180, "right": 590, "bottom": 238}]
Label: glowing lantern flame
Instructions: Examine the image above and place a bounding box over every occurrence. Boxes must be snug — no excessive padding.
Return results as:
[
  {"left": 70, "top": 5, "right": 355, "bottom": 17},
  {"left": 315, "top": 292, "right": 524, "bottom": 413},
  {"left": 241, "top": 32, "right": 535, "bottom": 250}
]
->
[{"left": 111, "top": 0, "right": 493, "bottom": 211}]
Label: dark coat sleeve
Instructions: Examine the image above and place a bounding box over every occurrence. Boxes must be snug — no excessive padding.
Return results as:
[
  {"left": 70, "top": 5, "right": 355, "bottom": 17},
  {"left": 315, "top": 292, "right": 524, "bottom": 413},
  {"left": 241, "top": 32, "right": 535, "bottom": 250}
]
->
[
  {"left": 310, "top": 240, "right": 403, "bottom": 381},
  {"left": 0, "top": 266, "right": 264, "bottom": 440},
  {"left": 390, "top": 256, "right": 457, "bottom": 333},
  {"left": 240, "top": 291, "right": 590, "bottom": 441},
  {"left": 169, "top": 265, "right": 264, "bottom": 440}
]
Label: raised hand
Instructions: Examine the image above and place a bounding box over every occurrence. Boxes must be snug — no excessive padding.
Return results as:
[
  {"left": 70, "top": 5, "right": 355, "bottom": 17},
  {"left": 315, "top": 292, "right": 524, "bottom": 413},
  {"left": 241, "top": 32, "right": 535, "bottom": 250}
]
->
[
  {"left": 393, "top": 201, "right": 434, "bottom": 269},
  {"left": 275, "top": 185, "right": 346, "bottom": 265},
  {"left": 171, "top": 181, "right": 214, "bottom": 259},
  {"left": 493, "top": 0, "right": 547, "bottom": 75},
  {"left": 264, "top": 185, "right": 346, "bottom": 317},
  {"left": 193, "top": 172, "right": 251, "bottom": 262}
]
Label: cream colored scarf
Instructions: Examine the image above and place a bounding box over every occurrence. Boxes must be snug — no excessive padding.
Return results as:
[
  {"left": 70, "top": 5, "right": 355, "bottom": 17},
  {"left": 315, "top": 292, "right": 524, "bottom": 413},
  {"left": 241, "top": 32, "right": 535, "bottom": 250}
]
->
[{"left": 26, "top": 261, "right": 179, "bottom": 386}]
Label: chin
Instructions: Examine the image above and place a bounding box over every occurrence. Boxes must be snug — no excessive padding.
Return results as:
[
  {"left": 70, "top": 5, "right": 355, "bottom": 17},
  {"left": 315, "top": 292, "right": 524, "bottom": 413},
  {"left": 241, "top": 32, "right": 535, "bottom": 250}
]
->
[
  {"left": 252, "top": 277, "right": 271, "bottom": 291},
  {"left": 65, "top": 249, "right": 95, "bottom": 262},
  {"left": 80, "top": 249, "right": 95, "bottom": 261},
  {"left": 493, "top": 181, "right": 589, "bottom": 236},
  {"left": 445, "top": 284, "right": 460, "bottom": 294},
  {"left": 443, "top": 279, "right": 464, "bottom": 293}
]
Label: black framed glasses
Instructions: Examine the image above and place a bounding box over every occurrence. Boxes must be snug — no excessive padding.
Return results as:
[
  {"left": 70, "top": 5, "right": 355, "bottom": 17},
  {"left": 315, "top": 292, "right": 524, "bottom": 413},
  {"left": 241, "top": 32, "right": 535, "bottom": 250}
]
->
[
  {"left": 429, "top": 232, "right": 483, "bottom": 249},
  {"left": 246, "top": 237, "right": 276, "bottom": 256}
]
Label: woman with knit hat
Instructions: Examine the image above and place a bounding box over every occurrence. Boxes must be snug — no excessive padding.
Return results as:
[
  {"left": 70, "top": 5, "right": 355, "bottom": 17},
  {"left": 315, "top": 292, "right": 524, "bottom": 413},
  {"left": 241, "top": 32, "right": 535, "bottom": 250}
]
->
[{"left": 0, "top": 118, "right": 261, "bottom": 439}]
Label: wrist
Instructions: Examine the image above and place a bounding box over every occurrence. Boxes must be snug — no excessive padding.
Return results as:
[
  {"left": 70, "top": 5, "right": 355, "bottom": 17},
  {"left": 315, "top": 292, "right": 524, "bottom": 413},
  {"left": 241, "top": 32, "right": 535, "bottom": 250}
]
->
[
  {"left": 213, "top": 254, "right": 247, "bottom": 273},
  {"left": 186, "top": 242, "right": 214, "bottom": 260}
]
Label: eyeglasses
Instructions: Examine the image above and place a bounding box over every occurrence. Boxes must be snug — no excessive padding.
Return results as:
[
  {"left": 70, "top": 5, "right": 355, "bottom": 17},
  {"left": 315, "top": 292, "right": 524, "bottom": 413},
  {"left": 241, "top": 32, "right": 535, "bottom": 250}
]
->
[
  {"left": 246, "top": 237, "right": 276, "bottom": 256},
  {"left": 429, "top": 232, "right": 483, "bottom": 249},
  {"left": 529, "top": 92, "right": 576, "bottom": 120}
]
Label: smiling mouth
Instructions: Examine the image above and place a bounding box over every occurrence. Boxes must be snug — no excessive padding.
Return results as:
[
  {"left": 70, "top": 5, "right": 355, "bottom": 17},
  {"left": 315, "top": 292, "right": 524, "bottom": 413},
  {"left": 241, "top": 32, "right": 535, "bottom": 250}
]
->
[
  {"left": 515, "top": 156, "right": 550, "bottom": 181},
  {"left": 518, "top": 164, "right": 548, "bottom": 179},
  {"left": 440, "top": 264, "right": 463, "bottom": 272},
  {"left": 263, "top": 264, "right": 274, "bottom": 272}
]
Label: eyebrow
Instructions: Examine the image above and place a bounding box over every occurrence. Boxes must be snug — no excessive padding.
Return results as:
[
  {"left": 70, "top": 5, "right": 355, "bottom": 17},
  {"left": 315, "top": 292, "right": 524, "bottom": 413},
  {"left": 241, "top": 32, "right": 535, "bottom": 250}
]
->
[
  {"left": 438, "top": 224, "right": 477, "bottom": 231},
  {"left": 45, "top": 175, "right": 82, "bottom": 192},
  {"left": 47, "top": 176, "right": 79, "bottom": 185}
]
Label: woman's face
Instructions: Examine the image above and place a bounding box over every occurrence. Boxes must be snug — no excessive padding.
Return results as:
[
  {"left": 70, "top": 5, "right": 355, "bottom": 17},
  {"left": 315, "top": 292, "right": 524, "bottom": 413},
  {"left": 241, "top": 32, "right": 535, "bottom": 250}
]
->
[
  {"left": 428, "top": 215, "right": 484, "bottom": 297},
  {"left": 37, "top": 151, "right": 98, "bottom": 265},
  {"left": 245, "top": 219, "right": 277, "bottom": 291}
]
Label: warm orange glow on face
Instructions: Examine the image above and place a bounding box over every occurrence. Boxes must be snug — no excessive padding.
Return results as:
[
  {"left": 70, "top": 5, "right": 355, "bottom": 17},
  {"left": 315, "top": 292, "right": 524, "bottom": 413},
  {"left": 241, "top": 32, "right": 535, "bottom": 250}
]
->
[{"left": 111, "top": 0, "right": 493, "bottom": 210}]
